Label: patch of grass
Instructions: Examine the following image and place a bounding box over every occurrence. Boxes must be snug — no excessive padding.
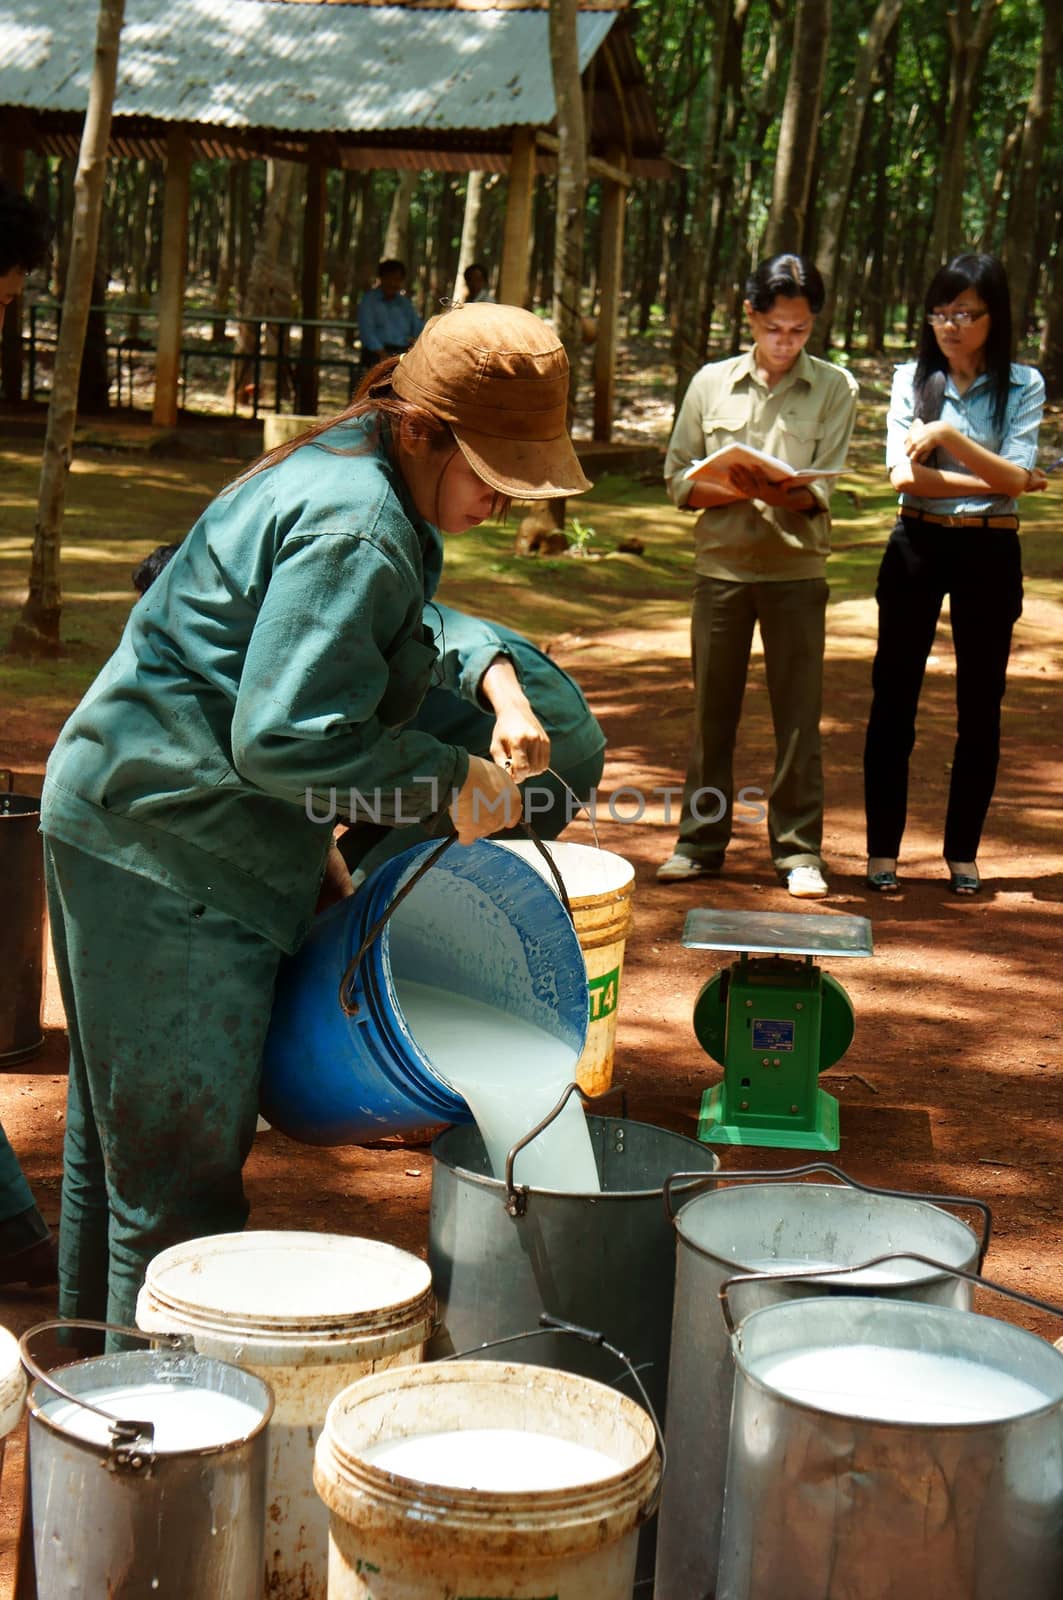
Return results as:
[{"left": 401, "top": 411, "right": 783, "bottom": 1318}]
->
[{"left": 2, "top": 421, "right": 1060, "bottom": 760}]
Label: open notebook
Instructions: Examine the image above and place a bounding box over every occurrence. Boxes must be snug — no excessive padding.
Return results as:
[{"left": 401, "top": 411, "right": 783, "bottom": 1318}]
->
[{"left": 684, "top": 443, "right": 845, "bottom": 488}]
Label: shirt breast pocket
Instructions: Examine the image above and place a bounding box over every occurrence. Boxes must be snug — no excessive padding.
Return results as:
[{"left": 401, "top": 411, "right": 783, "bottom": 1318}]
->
[
  {"left": 377, "top": 627, "right": 440, "bottom": 728},
  {"left": 774, "top": 418, "right": 824, "bottom": 471},
  {"left": 702, "top": 403, "right": 750, "bottom": 453}
]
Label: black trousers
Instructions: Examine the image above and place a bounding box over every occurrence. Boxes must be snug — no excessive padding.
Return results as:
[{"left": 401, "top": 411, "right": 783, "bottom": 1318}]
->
[{"left": 863, "top": 516, "right": 1023, "bottom": 862}]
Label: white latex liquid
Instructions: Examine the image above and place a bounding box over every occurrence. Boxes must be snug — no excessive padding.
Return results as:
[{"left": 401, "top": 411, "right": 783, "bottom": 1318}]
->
[
  {"left": 395, "top": 980, "right": 600, "bottom": 1192},
  {"left": 758, "top": 1345, "right": 1050, "bottom": 1424},
  {"left": 361, "top": 1427, "right": 621, "bottom": 1490},
  {"left": 46, "top": 1382, "right": 263, "bottom": 1451},
  {"left": 740, "top": 1255, "right": 930, "bottom": 1287}
]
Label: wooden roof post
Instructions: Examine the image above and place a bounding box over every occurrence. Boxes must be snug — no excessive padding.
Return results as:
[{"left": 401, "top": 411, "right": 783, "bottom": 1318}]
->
[
  {"left": 152, "top": 127, "right": 191, "bottom": 428},
  {"left": 298, "top": 143, "right": 326, "bottom": 415},
  {"left": 498, "top": 127, "right": 536, "bottom": 308},
  {"left": 593, "top": 148, "right": 627, "bottom": 443}
]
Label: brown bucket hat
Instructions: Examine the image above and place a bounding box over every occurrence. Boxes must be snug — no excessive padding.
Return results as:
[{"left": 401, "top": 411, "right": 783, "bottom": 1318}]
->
[{"left": 391, "top": 303, "right": 591, "bottom": 499}]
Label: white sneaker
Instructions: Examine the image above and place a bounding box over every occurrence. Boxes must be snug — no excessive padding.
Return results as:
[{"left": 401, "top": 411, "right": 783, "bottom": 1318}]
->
[
  {"left": 787, "top": 865, "right": 828, "bottom": 899},
  {"left": 657, "top": 853, "right": 716, "bottom": 882}
]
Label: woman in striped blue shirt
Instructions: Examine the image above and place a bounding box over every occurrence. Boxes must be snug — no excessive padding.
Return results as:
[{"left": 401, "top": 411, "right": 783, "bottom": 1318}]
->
[{"left": 863, "top": 253, "right": 1046, "bottom": 896}]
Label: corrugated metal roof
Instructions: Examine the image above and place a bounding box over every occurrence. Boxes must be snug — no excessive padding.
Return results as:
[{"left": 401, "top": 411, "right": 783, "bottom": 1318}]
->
[{"left": 0, "top": 0, "right": 616, "bottom": 134}]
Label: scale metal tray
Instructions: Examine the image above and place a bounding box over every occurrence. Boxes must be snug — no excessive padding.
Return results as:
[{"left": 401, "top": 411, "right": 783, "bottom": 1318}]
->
[{"left": 682, "top": 908, "right": 873, "bottom": 959}]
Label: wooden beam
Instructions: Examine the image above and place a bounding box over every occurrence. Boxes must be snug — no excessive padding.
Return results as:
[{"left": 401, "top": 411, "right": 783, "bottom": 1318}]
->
[
  {"left": 298, "top": 147, "right": 327, "bottom": 414},
  {"left": 498, "top": 128, "right": 537, "bottom": 308},
  {"left": 152, "top": 128, "right": 191, "bottom": 428},
  {"left": 593, "top": 148, "right": 626, "bottom": 443},
  {"left": 535, "top": 130, "right": 632, "bottom": 189}
]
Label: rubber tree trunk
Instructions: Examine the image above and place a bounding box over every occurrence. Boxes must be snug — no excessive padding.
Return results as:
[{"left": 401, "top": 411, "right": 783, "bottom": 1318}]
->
[
  {"left": 925, "top": 0, "right": 1002, "bottom": 270},
  {"left": 228, "top": 158, "right": 299, "bottom": 409},
  {"left": 453, "top": 171, "right": 485, "bottom": 302},
  {"left": 539, "top": 0, "right": 588, "bottom": 543},
  {"left": 1002, "top": 1, "right": 1063, "bottom": 336},
  {"left": 1038, "top": 202, "right": 1063, "bottom": 398},
  {"left": 383, "top": 172, "right": 418, "bottom": 267},
  {"left": 763, "top": 0, "right": 831, "bottom": 256},
  {"left": 812, "top": 0, "right": 903, "bottom": 351},
  {"left": 671, "top": 0, "right": 736, "bottom": 413},
  {"left": 549, "top": 0, "right": 588, "bottom": 413},
  {"left": 10, "top": 0, "right": 125, "bottom": 658}
]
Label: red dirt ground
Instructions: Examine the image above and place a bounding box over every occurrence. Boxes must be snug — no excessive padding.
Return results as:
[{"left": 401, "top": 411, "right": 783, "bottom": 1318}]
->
[{"left": 1, "top": 583, "right": 1061, "bottom": 1592}]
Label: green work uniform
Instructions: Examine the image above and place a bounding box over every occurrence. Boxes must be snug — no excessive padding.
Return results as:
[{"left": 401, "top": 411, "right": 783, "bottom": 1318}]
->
[
  {"left": 41, "top": 419, "right": 470, "bottom": 1335},
  {"left": 340, "top": 602, "right": 606, "bottom": 876}
]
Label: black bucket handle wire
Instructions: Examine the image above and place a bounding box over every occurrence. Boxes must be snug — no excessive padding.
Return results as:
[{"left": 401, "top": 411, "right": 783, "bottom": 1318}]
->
[
  {"left": 718, "top": 1252, "right": 1063, "bottom": 1337},
  {"left": 338, "top": 815, "right": 573, "bottom": 1017},
  {"left": 441, "top": 1312, "right": 666, "bottom": 1521}
]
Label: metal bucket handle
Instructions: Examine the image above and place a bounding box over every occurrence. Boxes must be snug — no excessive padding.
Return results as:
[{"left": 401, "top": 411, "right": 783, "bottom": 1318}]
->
[
  {"left": 662, "top": 1161, "right": 992, "bottom": 1268},
  {"left": 501, "top": 1079, "right": 628, "bottom": 1217},
  {"left": 719, "top": 1251, "right": 1063, "bottom": 1337},
  {"left": 19, "top": 1318, "right": 187, "bottom": 1473},
  {"left": 441, "top": 1312, "right": 666, "bottom": 1520},
  {"left": 338, "top": 817, "right": 572, "bottom": 1017}
]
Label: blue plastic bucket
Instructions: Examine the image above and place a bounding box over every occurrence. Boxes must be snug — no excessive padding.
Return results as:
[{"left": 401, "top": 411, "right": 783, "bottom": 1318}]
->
[{"left": 260, "top": 839, "right": 589, "bottom": 1146}]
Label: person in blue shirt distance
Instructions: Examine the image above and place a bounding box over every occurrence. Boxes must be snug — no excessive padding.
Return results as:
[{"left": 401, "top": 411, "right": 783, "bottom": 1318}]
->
[
  {"left": 357, "top": 258, "right": 424, "bottom": 368},
  {"left": 0, "top": 180, "right": 59, "bottom": 1290},
  {"left": 863, "top": 253, "right": 1047, "bottom": 897}
]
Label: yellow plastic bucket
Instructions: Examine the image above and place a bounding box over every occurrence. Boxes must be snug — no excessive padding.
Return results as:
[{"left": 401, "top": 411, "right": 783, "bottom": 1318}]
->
[
  {"left": 314, "top": 1359, "right": 660, "bottom": 1599},
  {"left": 498, "top": 841, "right": 634, "bottom": 1096},
  {"left": 136, "top": 1230, "right": 433, "bottom": 1600}
]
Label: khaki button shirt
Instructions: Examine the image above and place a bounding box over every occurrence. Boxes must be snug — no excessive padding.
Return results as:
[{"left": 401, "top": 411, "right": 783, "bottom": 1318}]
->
[{"left": 665, "top": 348, "right": 859, "bottom": 582}]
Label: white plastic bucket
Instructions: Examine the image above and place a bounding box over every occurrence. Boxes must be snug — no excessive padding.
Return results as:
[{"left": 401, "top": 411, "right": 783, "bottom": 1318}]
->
[
  {"left": 498, "top": 841, "right": 634, "bottom": 1096},
  {"left": 1, "top": 1323, "right": 26, "bottom": 1491},
  {"left": 136, "top": 1230, "right": 433, "bottom": 1600},
  {"left": 314, "top": 1359, "right": 660, "bottom": 1599}
]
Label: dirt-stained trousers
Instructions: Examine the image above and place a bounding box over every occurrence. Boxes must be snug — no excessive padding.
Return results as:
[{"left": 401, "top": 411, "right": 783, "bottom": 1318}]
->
[{"left": 44, "top": 836, "right": 282, "bottom": 1340}]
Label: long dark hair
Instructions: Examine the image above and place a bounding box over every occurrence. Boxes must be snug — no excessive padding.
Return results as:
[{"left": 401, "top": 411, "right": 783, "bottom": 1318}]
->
[
  {"left": 230, "top": 358, "right": 510, "bottom": 520},
  {"left": 914, "top": 253, "right": 1013, "bottom": 431},
  {"left": 234, "top": 356, "right": 453, "bottom": 486}
]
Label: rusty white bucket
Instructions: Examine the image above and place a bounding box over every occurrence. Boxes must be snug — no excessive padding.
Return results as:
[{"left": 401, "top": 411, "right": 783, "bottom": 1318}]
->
[
  {"left": 137, "top": 1231, "right": 433, "bottom": 1600},
  {"left": 314, "top": 1357, "right": 661, "bottom": 1599},
  {"left": 716, "top": 1260, "right": 1063, "bottom": 1600}
]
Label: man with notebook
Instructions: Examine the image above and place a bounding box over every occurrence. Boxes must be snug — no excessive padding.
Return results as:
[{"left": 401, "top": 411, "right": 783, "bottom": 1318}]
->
[{"left": 658, "top": 253, "right": 858, "bottom": 898}]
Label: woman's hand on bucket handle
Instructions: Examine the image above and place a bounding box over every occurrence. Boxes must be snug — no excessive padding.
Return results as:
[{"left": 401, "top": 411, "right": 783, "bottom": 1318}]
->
[
  {"left": 490, "top": 704, "right": 550, "bottom": 782},
  {"left": 449, "top": 755, "right": 521, "bottom": 845},
  {"left": 480, "top": 658, "right": 550, "bottom": 781}
]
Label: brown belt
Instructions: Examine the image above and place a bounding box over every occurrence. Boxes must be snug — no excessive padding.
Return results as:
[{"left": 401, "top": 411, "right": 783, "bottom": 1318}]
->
[{"left": 901, "top": 508, "right": 1018, "bottom": 530}]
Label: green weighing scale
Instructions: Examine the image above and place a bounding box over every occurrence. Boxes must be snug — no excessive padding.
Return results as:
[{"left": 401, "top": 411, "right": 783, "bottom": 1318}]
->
[{"left": 683, "top": 908, "right": 873, "bottom": 1151}]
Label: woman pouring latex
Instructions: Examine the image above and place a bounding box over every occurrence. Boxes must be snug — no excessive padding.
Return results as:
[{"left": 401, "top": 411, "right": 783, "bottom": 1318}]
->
[{"left": 41, "top": 304, "right": 591, "bottom": 1340}]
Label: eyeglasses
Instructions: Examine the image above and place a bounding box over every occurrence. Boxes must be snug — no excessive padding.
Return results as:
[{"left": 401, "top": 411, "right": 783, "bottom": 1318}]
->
[{"left": 927, "top": 309, "right": 988, "bottom": 327}]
